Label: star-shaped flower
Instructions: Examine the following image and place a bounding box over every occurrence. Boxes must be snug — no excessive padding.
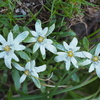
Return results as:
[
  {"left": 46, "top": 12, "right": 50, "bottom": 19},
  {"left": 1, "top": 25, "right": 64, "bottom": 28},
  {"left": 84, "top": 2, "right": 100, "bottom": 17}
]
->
[
  {"left": 26, "top": 19, "right": 57, "bottom": 59},
  {"left": 0, "top": 31, "right": 29, "bottom": 69},
  {"left": 54, "top": 37, "right": 89, "bottom": 70},
  {"left": 12, "top": 60, "right": 46, "bottom": 88},
  {"left": 80, "top": 43, "right": 100, "bottom": 78}
]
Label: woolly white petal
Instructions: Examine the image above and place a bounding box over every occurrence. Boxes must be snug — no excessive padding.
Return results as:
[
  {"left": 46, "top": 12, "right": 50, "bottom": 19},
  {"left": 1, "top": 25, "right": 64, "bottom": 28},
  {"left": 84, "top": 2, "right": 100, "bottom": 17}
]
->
[
  {"left": 33, "top": 43, "right": 40, "bottom": 53},
  {"left": 20, "top": 74, "right": 27, "bottom": 83},
  {"left": 30, "top": 31, "right": 38, "bottom": 37},
  {"left": 25, "top": 61, "right": 31, "bottom": 69},
  {"left": 30, "top": 60, "right": 35, "bottom": 68},
  {"left": 80, "top": 59, "right": 91, "bottom": 66},
  {"left": 41, "top": 27, "right": 48, "bottom": 36},
  {"left": 89, "top": 63, "right": 95, "bottom": 72},
  {"left": 57, "top": 52, "right": 66, "bottom": 55},
  {"left": 75, "top": 51, "right": 92, "bottom": 58},
  {"left": 15, "top": 44, "right": 25, "bottom": 51},
  {"left": 35, "top": 64, "right": 46, "bottom": 73},
  {"left": 65, "top": 58, "right": 71, "bottom": 70},
  {"left": 95, "top": 43, "right": 100, "bottom": 56},
  {"left": 71, "top": 57, "right": 78, "bottom": 68},
  {"left": 4, "top": 57, "right": 12, "bottom": 69},
  {"left": 44, "top": 39, "right": 53, "bottom": 44},
  {"left": 12, "top": 53, "right": 19, "bottom": 61},
  {"left": 8, "top": 32, "right": 13, "bottom": 42},
  {"left": 14, "top": 31, "right": 29, "bottom": 43},
  {"left": 31, "top": 71, "right": 39, "bottom": 78},
  {"left": 96, "top": 65, "right": 100, "bottom": 78},
  {"left": 12, "top": 62, "right": 25, "bottom": 71},
  {"left": 35, "top": 20, "right": 42, "bottom": 34},
  {"left": 54, "top": 55, "right": 64, "bottom": 62},
  {"left": 0, "top": 51, "right": 6, "bottom": 58},
  {"left": 63, "top": 42, "right": 69, "bottom": 51},
  {"left": 40, "top": 45, "right": 45, "bottom": 55},
  {"left": 46, "top": 45, "right": 57, "bottom": 54},
  {"left": 0, "top": 45, "right": 3, "bottom": 50},
  {"left": 0, "top": 35, "right": 6, "bottom": 44},
  {"left": 69, "top": 37, "right": 78, "bottom": 47}
]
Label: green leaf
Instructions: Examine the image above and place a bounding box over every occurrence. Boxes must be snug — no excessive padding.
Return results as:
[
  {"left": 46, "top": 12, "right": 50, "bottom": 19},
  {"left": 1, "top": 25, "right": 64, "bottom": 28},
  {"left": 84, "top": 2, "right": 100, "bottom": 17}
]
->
[
  {"left": 82, "top": 37, "right": 89, "bottom": 50},
  {"left": 53, "top": 42, "right": 66, "bottom": 51},
  {"left": 71, "top": 73, "right": 80, "bottom": 83},
  {"left": 31, "top": 77, "right": 41, "bottom": 88},
  {"left": 12, "top": 69, "right": 21, "bottom": 90},
  {"left": 3, "top": 27, "right": 9, "bottom": 38},
  {"left": 46, "top": 24, "right": 55, "bottom": 36},
  {"left": 53, "top": 30, "right": 76, "bottom": 37},
  {"left": 17, "top": 51, "right": 30, "bottom": 61},
  {"left": 13, "top": 24, "right": 20, "bottom": 37}
]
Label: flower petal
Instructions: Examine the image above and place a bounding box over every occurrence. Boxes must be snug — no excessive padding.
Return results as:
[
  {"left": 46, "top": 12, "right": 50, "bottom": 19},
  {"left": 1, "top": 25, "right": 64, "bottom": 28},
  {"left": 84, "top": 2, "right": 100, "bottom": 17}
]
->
[
  {"left": 0, "top": 35, "right": 6, "bottom": 44},
  {"left": 35, "top": 19, "right": 42, "bottom": 34},
  {"left": 89, "top": 63, "right": 95, "bottom": 72},
  {"left": 12, "top": 62, "right": 25, "bottom": 71},
  {"left": 0, "top": 45, "right": 3, "bottom": 50},
  {"left": 54, "top": 55, "right": 65, "bottom": 62},
  {"left": 57, "top": 52, "right": 66, "bottom": 55},
  {"left": 25, "top": 61, "right": 31, "bottom": 69},
  {"left": 35, "top": 64, "right": 46, "bottom": 73},
  {"left": 20, "top": 74, "right": 27, "bottom": 83},
  {"left": 41, "top": 27, "right": 48, "bottom": 36},
  {"left": 4, "top": 57, "right": 12, "bottom": 69},
  {"left": 12, "top": 53, "right": 19, "bottom": 61},
  {"left": 33, "top": 43, "right": 40, "bottom": 53},
  {"left": 75, "top": 51, "right": 92, "bottom": 58},
  {"left": 73, "top": 47, "right": 80, "bottom": 52},
  {"left": 40, "top": 46, "right": 46, "bottom": 59},
  {"left": 65, "top": 58, "right": 71, "bottom": 70},
  {"left": 30, "top": 60, "right": 35, "bottom": 68},
  {"left": 80, "top": 59, "right": 91, "bottom": 66},
  {"left": 63, "top": 42, "right": 69, "bottom": 51},
  {"left": 0, "top": 51, "right": 6, "bottom": 58},
  {"left": 15, "top": 44, "right": 26, "bottom": 51},
  {"left": 46, "top": 45, "right": 57, "bottom": 54},
  {"left": 69, "top": 37, "right": 78, "bottom": 47},
  {"left": 14, "top": 31, "right": 29, "bottom": 43},
  {"left": 71, "top": 57, "right": 78, "bottom": 68},
  {"left": 44, "top": 39, "right": 53, "bottom": 44},
  {"left": 96, "top": 65, "right": 100, "bottom": 78},
  {"left": 30, "top": 31, "right": 38, "bottom": 37},
  {"left": 31, "top": 71, "right": 39, "bottom": 78},
  {"left": 95, "top": 43, "right": 100, "bottom": 56},
  {"left": 8, "top": 31, "right": 13, "bottom": 42}
]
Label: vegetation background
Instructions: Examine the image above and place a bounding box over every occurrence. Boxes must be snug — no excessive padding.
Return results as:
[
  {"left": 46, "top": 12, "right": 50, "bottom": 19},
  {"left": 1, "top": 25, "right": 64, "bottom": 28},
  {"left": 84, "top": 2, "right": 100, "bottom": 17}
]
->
[{"left": 0, "top": 0, "right": 100, "bottom": 100}]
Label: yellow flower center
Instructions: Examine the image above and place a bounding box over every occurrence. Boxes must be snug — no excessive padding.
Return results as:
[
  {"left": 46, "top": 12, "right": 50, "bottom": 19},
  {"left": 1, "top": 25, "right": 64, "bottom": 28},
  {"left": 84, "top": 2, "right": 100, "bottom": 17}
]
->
[
  {"left": 4, "top": 45, "right": 10, "bottom": 51},
  {"left": 92, "top": 56, "right": 99, "bottom": 62},
  {"left": 24, "top": 70, "right": 30, "bottom": 75},
  {"left": 37, "top": 36, "right": 44, "bottom": 42},
  {"left": 67, "top": 51, "right": 74, "bottom": 57}
]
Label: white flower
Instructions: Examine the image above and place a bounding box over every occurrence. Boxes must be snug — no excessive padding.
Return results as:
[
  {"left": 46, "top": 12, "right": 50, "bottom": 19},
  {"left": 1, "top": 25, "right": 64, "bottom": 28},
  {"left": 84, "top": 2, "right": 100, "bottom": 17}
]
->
[
  {"left": 12, "top": 60, "right": 46, "bottom": 88},
  {"left": 26, "top": 19, "right": 57, "bottom": 59},
  {"left": 0, "top": 31, "right": 29, "bottom": 69},
  {"left": 54, "top": 37, "right": 89, "bottom": 70},
  {"left": 80, "top": 43, "right": 100, "bottom": 78}
]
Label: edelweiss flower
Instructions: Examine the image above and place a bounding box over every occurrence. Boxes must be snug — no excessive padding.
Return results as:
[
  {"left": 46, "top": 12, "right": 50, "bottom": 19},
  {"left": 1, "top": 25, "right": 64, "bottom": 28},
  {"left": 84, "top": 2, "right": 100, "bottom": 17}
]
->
[
  {"left": 80, "top": 43, "right": 100, "bottom": 78},
  {"left": 0, "top": 31, "right": 29, "bottom": 69},
  {"left": 12, "top": 60, "right": 46, "bottom": 88},
  {"left": 54, "top": 37, "right": 89, "bottom": 70},
  {"left": 27, "top": 19, "right": 57, "bottom": 59}
]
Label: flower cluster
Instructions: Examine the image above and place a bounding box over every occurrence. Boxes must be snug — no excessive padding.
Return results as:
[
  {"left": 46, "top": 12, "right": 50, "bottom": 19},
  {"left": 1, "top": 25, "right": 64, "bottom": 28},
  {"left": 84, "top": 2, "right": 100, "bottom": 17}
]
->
[{"left": 0, "top": 19, "right": 100, "bottom": 89}]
